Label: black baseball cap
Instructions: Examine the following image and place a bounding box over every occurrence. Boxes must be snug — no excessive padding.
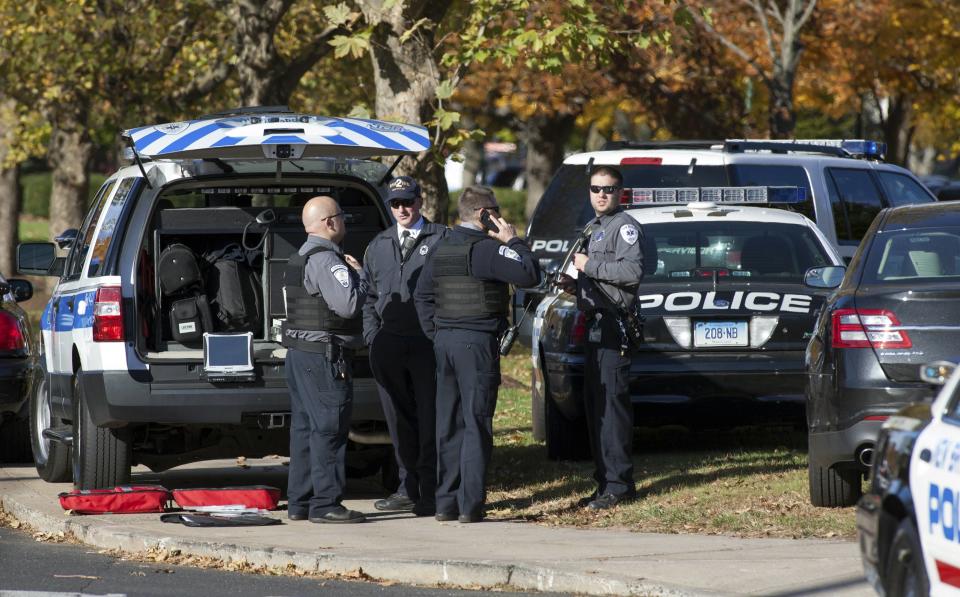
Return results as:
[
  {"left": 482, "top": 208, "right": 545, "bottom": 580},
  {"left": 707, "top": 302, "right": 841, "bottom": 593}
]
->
[{"left": 385, "top": 176, "right": 421, "bottom": 203}]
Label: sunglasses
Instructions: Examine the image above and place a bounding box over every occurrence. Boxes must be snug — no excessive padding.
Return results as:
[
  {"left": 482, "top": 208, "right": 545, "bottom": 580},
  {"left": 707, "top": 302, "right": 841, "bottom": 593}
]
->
[
  {"left": 321, "top": 211, "right": 344, "bottom": 222},
  {"left": 474, "top": 205, "right": 501, "bottom": 212},
  {"left": 390, "top": 198, "right": 416, "bottom": 209},
  {"left": 590, "top": 185, "right": 621, "bottom": 194}
]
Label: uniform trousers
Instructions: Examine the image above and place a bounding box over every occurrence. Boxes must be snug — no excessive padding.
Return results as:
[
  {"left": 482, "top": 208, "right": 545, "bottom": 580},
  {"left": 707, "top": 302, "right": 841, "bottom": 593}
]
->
[
  {"left": 433, "top": 328, "right": 500, "bottom": 517},
  {"left": 369, "top": 330, "right": 437, "bottom": 503},
  {"left": 583, "top": 313, "right": 636, "bottom": 496},
  {"left": 285, "top": 347, "right": 352, "bottom": 517}
]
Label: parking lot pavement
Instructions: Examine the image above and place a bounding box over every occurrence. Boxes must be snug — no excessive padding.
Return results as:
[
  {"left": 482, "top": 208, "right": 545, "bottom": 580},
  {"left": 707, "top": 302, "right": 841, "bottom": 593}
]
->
[{"left": 0, "top": 459, "right": 873, "bottom": 596}]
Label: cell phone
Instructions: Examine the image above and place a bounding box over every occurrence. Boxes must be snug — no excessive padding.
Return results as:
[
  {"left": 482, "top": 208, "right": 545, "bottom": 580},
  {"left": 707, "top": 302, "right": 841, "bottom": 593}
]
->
[{"left": 479, "top": 209, "right": 500, "bottom": 233}]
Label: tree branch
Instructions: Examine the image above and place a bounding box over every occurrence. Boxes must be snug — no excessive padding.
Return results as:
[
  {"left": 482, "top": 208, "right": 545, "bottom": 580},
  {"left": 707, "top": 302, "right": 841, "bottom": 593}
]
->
[
  {"left": 748, "top": 0, "right": 777, "bottom": 65},
  {"left": 794, "top": 0, "right": 818, "bottom": 32},
  {"left": 278, "top": 13, "right": 363, "bottom": 100},
  {"left": 691, "top": 8, "right": 773, "bottom": 87}
]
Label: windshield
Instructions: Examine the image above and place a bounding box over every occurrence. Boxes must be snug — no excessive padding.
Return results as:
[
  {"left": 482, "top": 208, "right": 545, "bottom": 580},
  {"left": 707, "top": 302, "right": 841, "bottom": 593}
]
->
[
  {"left": 862, "top": 227, "right": 960, "bottom": 284},
  {"left": 644, "top": 221, "right": 831, "bottom": 283}
]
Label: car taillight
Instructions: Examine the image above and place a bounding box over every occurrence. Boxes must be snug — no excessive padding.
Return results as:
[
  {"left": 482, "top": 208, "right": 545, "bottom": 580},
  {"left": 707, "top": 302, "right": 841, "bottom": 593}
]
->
[
  {"left": 570, "top": 312, "right": 587, "bottom": 345},
  {"left": 831, "top": 308, "right": 911, "bottom": 349},
  {"left": 93, "top": 286, "right": 124, "bottom": 342},
  {"left": 0, "top": 311, "right": 25, "bottom": 352}
]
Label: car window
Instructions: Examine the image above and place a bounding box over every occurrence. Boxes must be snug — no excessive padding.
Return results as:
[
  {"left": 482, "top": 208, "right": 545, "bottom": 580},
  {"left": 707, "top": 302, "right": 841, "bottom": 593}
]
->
[
  {"left": 862, "top": 227, "right": 960, "bottom": 283},
  {"left": 644, "top": 221, "right": 832, "bottom": 283},
  {"left": 88, "top": 177, "right": 139, "bottom": 277},
  {"left": 827, "top": 168, "right": 883, "bottom": 243},
  {"left": 727, "top": 164, "right": 815, "bottom": 221},
  {"left": 877, "top": 171, "right": 936, "bottom": 207},
  {"left": 64, "top": 181, "right": 115, "bottom": 280}
]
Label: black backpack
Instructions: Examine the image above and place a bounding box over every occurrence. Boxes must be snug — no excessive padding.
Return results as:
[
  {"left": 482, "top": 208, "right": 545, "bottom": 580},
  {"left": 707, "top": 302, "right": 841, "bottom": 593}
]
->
[
  {"left": 157, "top": 243, "right": 214, "bottom": 343},
  {"left": 204, "top": 244, "right": 263, "bottom": 333}
]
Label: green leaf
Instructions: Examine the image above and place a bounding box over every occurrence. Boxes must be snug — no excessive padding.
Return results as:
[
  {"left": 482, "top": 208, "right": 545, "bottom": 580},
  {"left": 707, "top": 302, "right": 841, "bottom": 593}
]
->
[
  {"left": 329, "top": 32, "right": 370, "bottom": 59},
  {"left": 323, "top": 3, "right": 352, "bottom": 27},
  {"left": 433, "top": 107, "right": 460, "bottom": 131},
  {"left": 435, "top": 79, "right": 456, "bottom": 100}
]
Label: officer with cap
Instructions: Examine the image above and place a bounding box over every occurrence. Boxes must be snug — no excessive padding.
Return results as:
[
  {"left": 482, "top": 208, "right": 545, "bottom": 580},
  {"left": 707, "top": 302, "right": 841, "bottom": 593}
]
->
[
  {"left": 414, "top": 186, "right": 539, "bottom": 523},
  {"left": 283, "top": 195, "right": 368, "bottom": 523},
  {"left": 363, "top": 176, "right": 448, "bottom": 516},
  {"left": 558, "top": 165, "right": 644, "bottom": 510}
]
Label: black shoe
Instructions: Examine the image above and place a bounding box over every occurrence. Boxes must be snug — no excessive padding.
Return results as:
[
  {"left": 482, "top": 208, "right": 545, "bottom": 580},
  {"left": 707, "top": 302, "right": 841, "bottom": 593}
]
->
[
  {"left": 287, "top": 512, "right": 308, "bottom": 521},
  {"left": 310, "top": 506, "right": 366, "bottom": 523},
  {"left": 576, "top": 491, "right": 599, "bottom": 508},
  {"left": 435, "top": 511, "right": 458, "bottom": 522},
  {"left": 374, "top": 493, "right": 416, "bottom": 512},
  {"left": 587, "top": 492, "right": 633, "bottom": 511},
  {"left": 412, "top": 502, "right": 436, "bottom": 517},
  {"left": 458, "top": 512, "right": 484, "bottom": 523}
]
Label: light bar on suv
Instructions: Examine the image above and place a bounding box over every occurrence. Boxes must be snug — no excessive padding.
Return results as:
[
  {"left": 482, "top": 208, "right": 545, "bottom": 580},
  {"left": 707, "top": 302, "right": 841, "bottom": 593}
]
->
[
  {"left": 724, "top": 138, "right": 887, "bottom": 160},
  {"left": 623, "top": 186, "right": 805, "bottom": 205}
]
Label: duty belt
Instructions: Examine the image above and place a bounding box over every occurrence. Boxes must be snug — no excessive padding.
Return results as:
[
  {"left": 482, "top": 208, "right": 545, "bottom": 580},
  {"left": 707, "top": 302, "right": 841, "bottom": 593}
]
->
[{"left": 284, "top": 337, "right": 354, "bottom": 360}]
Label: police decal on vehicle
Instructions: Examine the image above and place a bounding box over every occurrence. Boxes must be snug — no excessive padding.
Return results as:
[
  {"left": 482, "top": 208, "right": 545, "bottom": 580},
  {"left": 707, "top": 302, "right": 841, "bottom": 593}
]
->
[{"left": 636, "top": 291, "right": 814, "bottom": 313}]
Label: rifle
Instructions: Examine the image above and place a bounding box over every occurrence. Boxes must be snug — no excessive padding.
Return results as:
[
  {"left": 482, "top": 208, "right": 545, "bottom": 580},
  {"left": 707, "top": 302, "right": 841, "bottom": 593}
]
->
[{"left": 552, "top": 223, "right": 594, "bottom": 291}]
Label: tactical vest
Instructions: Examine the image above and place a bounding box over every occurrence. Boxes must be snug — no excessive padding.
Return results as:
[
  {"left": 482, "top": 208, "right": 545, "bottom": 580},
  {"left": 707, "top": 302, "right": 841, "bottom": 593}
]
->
[
  {"left": 281, "top": 245, "right": 361, "bottom": 347},
  {"left": 432, "top": 236, "right": 509, "bottom": 319}
]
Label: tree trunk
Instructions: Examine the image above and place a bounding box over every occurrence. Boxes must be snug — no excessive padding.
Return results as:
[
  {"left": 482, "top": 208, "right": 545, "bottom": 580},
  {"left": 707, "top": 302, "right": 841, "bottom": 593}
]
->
[
  {"left": 47, "top": 122, "right": 92, "bottom": 244},
  {"left": 768, "top": 76, "right": 795, "bottom": 139},
  {"left": 226, "top": 0, "right": 291, "bottom": 106},
  {"left": 358, "top": 1, "right": 453, "bottom": 223},
  {"left": 0, "top": 106, "right": 19, "bottom": 276},
  {"left": 882, "top": 94, "right": 911, "bottom": 166},
  {"left": 459, "top": 114, "right": 482, "bottom": 189},
  {"left": 523, "top": 114, "right": 575, "bottom": 220}
]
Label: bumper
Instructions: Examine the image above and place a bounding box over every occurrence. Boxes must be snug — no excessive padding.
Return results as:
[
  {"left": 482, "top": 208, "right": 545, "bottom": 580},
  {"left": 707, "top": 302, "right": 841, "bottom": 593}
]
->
[
  {"left": 80, "top": 367, "right": 383, "bottom": 427},
  {"left": 545, "top": 350, "right": 807, "bottom": 425},
  {"left": 0, "top": 358, "right": 31, "bottom": 415}
]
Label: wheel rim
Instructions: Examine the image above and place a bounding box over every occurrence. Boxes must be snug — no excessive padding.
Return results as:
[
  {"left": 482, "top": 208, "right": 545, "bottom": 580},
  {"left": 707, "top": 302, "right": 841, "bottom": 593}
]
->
[{"left": 32, "top": 375, "right": 51, "bottom": 464}]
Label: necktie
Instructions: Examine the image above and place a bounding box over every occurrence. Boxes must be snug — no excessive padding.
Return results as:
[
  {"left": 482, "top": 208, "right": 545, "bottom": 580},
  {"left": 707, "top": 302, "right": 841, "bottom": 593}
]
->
[{"left": 400, "top": 230, "right": 416, "bottom": 261}]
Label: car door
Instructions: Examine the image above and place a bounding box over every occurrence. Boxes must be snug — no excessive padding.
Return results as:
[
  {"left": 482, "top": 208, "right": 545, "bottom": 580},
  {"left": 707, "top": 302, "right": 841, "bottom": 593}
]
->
[{"left": 910, "top": 369, "right": 960, "bottom": 595}]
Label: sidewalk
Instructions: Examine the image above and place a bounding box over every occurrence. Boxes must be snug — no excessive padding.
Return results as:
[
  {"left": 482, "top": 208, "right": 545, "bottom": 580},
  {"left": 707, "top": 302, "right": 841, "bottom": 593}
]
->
[{"left": 0, "top": 460, "right": 872, "bottom": 596}]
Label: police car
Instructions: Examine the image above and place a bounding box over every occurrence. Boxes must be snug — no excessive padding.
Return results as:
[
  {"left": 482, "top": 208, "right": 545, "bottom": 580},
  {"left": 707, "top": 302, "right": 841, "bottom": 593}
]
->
[
  {"left": 0, "top": 275, "right": 36, "bottom": 463},
  {"left": 17, "top": 107, "right": 429, "bottom": 489},
  {"left": 530, "top": 186, "right": 845, "bottom": 460},
  {"left": 857, "top": 361, "right": 960, "bottom": 596}
]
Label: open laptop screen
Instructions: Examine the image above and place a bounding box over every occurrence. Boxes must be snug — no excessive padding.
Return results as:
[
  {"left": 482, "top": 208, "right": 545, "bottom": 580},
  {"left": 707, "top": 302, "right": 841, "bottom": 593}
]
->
[{"left": 203, "top": 332, "right": 253, "bottom": 373}]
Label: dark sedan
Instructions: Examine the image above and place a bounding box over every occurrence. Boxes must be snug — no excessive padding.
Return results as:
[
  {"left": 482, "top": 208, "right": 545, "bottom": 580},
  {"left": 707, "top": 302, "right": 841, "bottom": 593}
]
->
[
  {"left": 807, "top": 201, "right": 960, "bottom": 507},
  {"left": 0, "top": 275, "right": 37, "bottom": 462}
]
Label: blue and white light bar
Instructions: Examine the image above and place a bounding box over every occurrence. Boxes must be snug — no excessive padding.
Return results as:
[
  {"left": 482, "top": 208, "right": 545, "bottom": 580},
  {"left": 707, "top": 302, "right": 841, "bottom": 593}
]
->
[
  {"left": 626, "top": 186, "right": 805, "bottom": 205},
  {"left": 123, "top": 114, "right": 431, "bottom": 160},
  {"left": 725, "top": 138, "right": 886, "bottom": 159}
]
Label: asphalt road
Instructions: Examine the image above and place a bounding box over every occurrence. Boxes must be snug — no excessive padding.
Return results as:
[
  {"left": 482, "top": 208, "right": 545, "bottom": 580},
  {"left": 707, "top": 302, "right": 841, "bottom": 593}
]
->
[{"left": 0, "top": 526, "right": 561, "bottom": 597}]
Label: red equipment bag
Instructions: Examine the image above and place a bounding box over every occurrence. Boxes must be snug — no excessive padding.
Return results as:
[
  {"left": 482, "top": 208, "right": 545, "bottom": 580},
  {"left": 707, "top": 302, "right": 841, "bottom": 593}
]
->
[
  {"left": 58, "top": 485, "right": 172, "bottom": 514},
  {"left": 171, "top": 486, "right": 281, "bottom": 511}
]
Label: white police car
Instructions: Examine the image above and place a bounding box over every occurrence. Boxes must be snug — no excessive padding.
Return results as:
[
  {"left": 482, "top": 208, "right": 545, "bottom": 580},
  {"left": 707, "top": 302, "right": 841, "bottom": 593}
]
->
[
  {"left": 531, "top": 186, "right": 846, "bottom": 459},
  {"left": 17, "top": 107, "right": 429, "bottom": 488}
]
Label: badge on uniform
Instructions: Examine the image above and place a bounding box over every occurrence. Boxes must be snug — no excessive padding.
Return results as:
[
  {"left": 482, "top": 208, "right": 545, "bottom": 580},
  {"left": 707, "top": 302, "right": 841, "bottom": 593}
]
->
[
  {"left": 620, "top": 224, "right": 639, "bottom": 245},
  {"left": 419, "top": 244, "right": 429, "bottom": 256},
  {"left": 588, "top": 315, "right": 602, "bottom": 343},
  {"left": 330, "top": 264, "right": 350, "bottom": 288},
  {"left": 498, "top": 245, "right": 522, "bottom": 262}
]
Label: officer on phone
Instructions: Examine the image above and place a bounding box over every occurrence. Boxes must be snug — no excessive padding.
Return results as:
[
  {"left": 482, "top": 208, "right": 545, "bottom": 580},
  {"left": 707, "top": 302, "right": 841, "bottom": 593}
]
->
[
  {"left": 414, "top": 186, "right": 539, "bottom": 523},
  {"left": 557, "top": 166, "right": 644, "bottom": 510},
  {"left": 283, "top": 195, "right": 368, "bottom": 524},
  {"left": 362, "top": 176, "right": 448, "bottom": 516}
]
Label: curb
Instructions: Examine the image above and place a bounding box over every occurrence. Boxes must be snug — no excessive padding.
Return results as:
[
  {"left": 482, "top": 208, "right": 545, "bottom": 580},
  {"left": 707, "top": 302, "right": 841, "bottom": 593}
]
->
[{"left": 1, "top": 493, "right": 713, "bottom": 597}]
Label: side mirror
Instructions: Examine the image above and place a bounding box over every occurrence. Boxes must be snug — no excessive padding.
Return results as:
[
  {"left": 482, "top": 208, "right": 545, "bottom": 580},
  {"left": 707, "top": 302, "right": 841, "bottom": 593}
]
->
[
  {"left": 17, "top": 242, "right": 59, "bottom": 276},
  {"left": 6, "top": 278, "right": 33, "bottom": 302},
  {"left": 804, "top": 265, "right": 846, "bottom": 289}
]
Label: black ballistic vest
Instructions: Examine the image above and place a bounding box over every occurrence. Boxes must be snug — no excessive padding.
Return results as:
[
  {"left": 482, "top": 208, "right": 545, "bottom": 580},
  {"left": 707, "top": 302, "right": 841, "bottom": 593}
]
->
[
  {"left": 432, "top": 236, "right": 509, "bottom": 319},
  {"left": 281, "top": 245, "right": 361, "bottom": 345}
]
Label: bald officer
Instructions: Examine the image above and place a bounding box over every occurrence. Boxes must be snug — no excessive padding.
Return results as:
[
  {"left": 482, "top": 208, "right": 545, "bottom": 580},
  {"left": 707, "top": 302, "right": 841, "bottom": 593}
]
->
[{"left": 283, "top": 196, "right": 367, "bottom": 523}]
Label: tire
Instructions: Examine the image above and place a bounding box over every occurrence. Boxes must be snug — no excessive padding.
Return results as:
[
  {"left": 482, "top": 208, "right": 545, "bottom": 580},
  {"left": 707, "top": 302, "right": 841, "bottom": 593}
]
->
[
  {"left": 545, "top": 389, "right": 591, "bottom": 461},
  {"left": 30, "top": 366, "right": 72, "bottom": 482},
  {"left": 885, "top": 519, "right": 930, "bottom": 597},
  {"left": 0, "top": 414, "right": 31, "bottom": 463},
  {"left": 808, "top": 459, "right": 862, "bottom": 507},
  {"left": 71, "top": 371, "right": 131, "bottom": 489}
]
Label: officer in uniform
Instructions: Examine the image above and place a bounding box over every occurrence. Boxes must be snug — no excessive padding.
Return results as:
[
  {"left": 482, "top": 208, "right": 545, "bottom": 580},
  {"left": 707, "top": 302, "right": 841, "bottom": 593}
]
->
[
  {"left": 283, "top": 195, "right": 368, "bottom": 523},
  {"left": 559, "top": 166, "right": 644, "bottom": 510},
  {"left": 414, "top": 186, "right": 539, "bottom": 522},
  {"left": 363, "top": 176, "right": 448, "bottom": 516}
]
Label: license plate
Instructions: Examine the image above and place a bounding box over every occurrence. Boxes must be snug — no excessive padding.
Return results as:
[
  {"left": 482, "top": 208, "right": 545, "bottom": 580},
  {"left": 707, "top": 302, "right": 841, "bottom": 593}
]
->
[{"left": 694, "top": 321, "right": 748, "bottom": 347}]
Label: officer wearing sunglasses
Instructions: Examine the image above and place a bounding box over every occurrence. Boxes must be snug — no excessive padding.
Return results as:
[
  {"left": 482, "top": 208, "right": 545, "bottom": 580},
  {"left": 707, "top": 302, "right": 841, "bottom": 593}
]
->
[
  {"left": 361, "top": 176, "right": 449, "bottom": 517},
  {"left": 557, "top": 166, "right": 644, "bottom": 510}
]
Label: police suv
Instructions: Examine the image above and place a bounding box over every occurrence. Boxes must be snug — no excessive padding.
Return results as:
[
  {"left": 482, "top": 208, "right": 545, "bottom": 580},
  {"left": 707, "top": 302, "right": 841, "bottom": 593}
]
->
[
  {"left": 519, "top": 139, "right": 935, "bottom": 342},
  {"left": 530, "top": 187, "right": 844, "bottom": 460},
  {"left": 17, "top": 107, "right": 429, "bottom": 489},
  {"left": 857, "top": 361, "right": 960, "bottom": 596}
]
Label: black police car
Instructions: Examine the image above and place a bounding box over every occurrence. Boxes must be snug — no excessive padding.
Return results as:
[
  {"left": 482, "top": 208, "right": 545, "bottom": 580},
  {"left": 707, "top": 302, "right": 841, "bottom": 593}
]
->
[
  {"left": 806, "top": 201, "right": 960, "bottom": 507},
  {"left": 0, "top": 275, "right": 37, "bottom": 462},
  {"left": 531, "top": 189, "right": 844, "bottom": 460}
]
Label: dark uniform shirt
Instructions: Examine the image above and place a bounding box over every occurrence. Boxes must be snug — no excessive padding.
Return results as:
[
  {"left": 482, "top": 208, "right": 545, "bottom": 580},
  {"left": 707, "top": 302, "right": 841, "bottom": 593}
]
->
[
  {"left": 286, "top": 235, "right": 368, "bottom": 349},
  {"left": 576, "top": 209, "right": 644, "bottom": 311},
  {"left": 414, "top": 224, "right": 540, "bottom": 339},
  {"left": 361, "top": 219, "right": 447, "bottom": 344}
]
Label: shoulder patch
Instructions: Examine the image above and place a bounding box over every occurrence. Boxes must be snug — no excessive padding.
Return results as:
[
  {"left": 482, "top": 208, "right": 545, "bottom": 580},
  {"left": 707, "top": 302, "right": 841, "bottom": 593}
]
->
[
  {"left": 419, "top": 244, "right": 430, "bottom": 256},
  {"left": 620, "top": 224, "right": 639, "bottom": 245},
  {"left": 498, "top": 245, "right": 522, "bottom": 262},
  {"left": 330, "top": 264, "right": 350, "bottom": 288}
]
